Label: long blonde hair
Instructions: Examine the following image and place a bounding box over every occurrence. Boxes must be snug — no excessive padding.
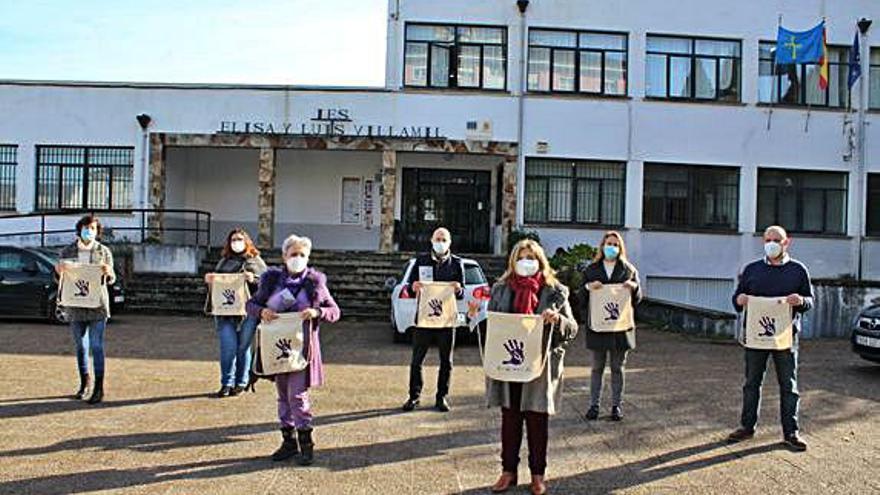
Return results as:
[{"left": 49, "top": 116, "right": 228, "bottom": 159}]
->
[
  {"left": 593, "top": 230, "right": 628, "bottom": 263},
  {"left": 498, "top": 239, "right": 558, "bottom": 286}
]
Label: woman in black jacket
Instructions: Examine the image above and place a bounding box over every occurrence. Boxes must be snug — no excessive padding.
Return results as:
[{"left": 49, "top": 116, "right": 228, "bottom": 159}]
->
[{"left": 579, "top": 231, "right": 642, "bottom": 421}]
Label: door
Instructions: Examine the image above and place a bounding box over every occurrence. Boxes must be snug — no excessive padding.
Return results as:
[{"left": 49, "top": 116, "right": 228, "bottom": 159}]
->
[
  {"left": 0, "top": 248, "right": 48, "bottom": 316},
  {"left": 399, "top": 168, "right": 491, "bottom": 253}
]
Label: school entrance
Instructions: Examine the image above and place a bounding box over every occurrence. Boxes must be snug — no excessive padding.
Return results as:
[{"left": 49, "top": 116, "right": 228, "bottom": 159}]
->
[{"left": 399, "top": 168, "right": 492, "bottom": 253}]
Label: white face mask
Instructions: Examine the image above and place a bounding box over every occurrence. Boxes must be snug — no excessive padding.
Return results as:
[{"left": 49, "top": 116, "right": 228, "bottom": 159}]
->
[
  {"left": 432, "top": 241, "right": 450, "bottom": 256},
  {"left": 230, "top": 240, "right": 246, "bottom": 253},
  {"left": 764, "top": 241, "right": 783, "bottom": 259},
  {"left": 515, "top": 258, "right": 540, "bottom": 277},
  {"left": 286, "top": 255, "right": 308, "bottom": 274}
]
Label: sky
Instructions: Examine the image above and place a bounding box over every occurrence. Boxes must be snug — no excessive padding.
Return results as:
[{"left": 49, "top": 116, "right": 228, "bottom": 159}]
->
[{"left": 0, "top": 0, "right": 388, "bottom": 86}]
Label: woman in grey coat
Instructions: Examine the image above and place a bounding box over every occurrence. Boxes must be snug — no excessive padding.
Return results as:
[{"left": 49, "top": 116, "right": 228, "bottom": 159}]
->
[
  {"left": 579, "top": 231, "right": 642, "bottom": 422},
  {"left": 470, "top": 239, "right": 578, "bottom": 495},
  {"left": 55, "top": 215, "right": 116, "bottom": 404}
]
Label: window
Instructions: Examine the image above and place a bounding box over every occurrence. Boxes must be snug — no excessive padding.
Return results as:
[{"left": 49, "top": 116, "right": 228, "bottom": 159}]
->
[
  {"left": 404, "top": 23, "right": 507, "bottom": 90},
  {"left": 0, "top": 145, "right": 16, "bottom": 211},
  {"left": 643, "top": 164, "right": 739, "bottom": 231},
  {"left": 464, "top": 263, "right": 487, "bottom": 285},
  {"left": 865, "top": 174, "right": 880, "bottom": 236},
  {"left": 527, "top": 29, "right": 628, "bottom": 95},
  {"left": 524, "top": 159, "right": 625, "bottom": 226},
  {"left": 0, "top": 249, "right": 29, "bottom": 272},
  {"left": 645, "top": 35, "right": 741, "bottom": 101},
  {"left": 36, "top": 146, "right": 134, "bottom": 211},
  {"left": 759, "top": 42, "right": 851, "bottom": 108},
  {"left": 756, "top": 169, "right": 847, "bottom": 235},
  {"left": 870, "top": 49, "right": 880, "bottom": 109}
]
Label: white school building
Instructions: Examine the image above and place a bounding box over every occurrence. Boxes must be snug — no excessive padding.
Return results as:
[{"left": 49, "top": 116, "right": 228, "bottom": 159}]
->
[{"left": 1, "top": 0, "right": 880, "bottom": 313}]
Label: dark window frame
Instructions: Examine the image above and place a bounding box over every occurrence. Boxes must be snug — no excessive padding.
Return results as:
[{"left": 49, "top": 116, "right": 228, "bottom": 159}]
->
[
  {"left": 645, "top": 34, "right": 742, "bottom": 102},
  {"left": 403, "top": 21, "right": 508, "bottom": 91},
  {"left": 35, "top": 145, "right": 134, "bottom": 211},
  {"left": 0, "top": 144, "right": 17, "bottom": 211},
  {"left": 527, "top": 27, "right": 629, "bottom": 96},
  {"left": 758, "top": 41, "right": 851, "bottom": 108},
  {"left": 523, "top": 158, "right": 626, "bottom": 227},
  {"left": 756, "top": 168, "right": 849, "bottom": 235},
  {"left": 869, "top": 47, "right": 880, "bottom": 110},
  {"left": 642, "top": 163, "right": 740, "bottom": 232},
  {"left": 868, "top": 174, "right": 880, "bottom": 236}
]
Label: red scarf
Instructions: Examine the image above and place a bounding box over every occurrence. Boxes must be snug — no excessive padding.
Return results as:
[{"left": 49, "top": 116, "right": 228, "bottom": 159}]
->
[{"left": 509, "top": 273, "right": 544, "bottom": 314}]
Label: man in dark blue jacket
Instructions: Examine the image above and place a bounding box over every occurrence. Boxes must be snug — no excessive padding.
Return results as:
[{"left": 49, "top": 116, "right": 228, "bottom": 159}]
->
[
  {"left": 402, "top": 227, "right": 465, "bottom": 412},
  {"left": 727, "top": 225, "right": 813, "bottom": 452}
]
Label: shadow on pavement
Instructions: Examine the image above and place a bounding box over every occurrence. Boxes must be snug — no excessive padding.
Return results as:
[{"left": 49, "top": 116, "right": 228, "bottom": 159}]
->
[{"left": 0, "top": 392, "right": 210, "bottom": 421}]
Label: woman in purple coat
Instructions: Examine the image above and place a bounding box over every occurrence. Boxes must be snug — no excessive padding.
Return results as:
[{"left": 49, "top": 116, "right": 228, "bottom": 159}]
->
[{"left": 246, "top": 234, "right": 340, "bottom": 465}]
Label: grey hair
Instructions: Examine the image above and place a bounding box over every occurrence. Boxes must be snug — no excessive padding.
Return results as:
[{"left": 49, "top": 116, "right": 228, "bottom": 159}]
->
[{"left": 282, "top": 234, "right": 313, "bottom": 256}]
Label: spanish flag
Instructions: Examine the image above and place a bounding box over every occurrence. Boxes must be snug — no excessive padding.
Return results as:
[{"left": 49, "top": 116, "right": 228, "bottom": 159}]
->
[{"left": 818, "top": 27, "right": 829, "bottom": 90}]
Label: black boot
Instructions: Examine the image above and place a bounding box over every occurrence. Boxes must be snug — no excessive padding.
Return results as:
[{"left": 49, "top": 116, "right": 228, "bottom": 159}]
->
[
  {"left": 74, "top": 373, "right": 91, "bottom": 400},
  {"left": 87, "top": 374, "right": 104, "bottom": 404},
  {"left": 297, "top": 428, "right": 314, "bottom": 466},
  {"left": 271, "top": 428, "right": 298, "bottom": 461}
]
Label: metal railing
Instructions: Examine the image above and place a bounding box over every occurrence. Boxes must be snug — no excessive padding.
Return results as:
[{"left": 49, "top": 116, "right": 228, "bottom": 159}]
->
[{"left": 0, "top": 208, "right": 212, "bottom": 249}]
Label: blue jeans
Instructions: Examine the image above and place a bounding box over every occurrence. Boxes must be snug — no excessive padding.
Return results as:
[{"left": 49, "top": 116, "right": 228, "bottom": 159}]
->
[
  {"left": 215, "top": 316, "right": 259, "bottom": 387},
  {"left": 740, "top": 337, "right": 800, "bottom": 436},
  {"left": 70, "top": 319, "right": 107, "bottom": 376}
]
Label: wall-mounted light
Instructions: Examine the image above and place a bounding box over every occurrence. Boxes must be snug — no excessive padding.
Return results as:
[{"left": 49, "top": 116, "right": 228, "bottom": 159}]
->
[
  {"left": 858, "top": 18, "right": 872, "bottom": 35},
  {"left": 136, "top": 113, "right": 152, "bottom": 130},
  {"left": 516, "top": 0, "right": 529, "bottom": 14}
]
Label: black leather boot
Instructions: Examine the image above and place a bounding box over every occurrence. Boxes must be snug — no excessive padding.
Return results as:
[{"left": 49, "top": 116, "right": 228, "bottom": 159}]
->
[
  {"left": 271, "top": 427, "right": 298, "bottom": 461},
  {"left": 87, "top": 374, "right": 104, "bottom": 404},
  {"left": 74, "top": 373, "right": 91, "bottom": 400},
  {"left": 297, "top": 428, "right": 314, "bottom": 466}
]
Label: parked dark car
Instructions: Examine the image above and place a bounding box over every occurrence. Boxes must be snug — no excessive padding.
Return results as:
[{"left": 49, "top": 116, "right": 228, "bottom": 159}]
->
[
  {"left": 0, "top": 245, "right": 124, "bottom": 323},
  {"left": 852, "top": 304, "right": 880, "bottom": 363}
]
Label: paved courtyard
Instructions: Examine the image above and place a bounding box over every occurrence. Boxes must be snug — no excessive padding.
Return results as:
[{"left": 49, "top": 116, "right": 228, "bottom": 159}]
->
[{"left": 0, "top": 315, "right": 877, "bottom": 494}]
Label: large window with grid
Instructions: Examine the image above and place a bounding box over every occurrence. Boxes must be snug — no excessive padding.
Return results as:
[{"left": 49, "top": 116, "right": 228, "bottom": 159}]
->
[
  {"left": 645, "top": 35, "right": 741, "bottom": 101},
  {"left": 759, "top": 42, "right": 851, "bottom": 108},
  {"left": 524, "top": 159, "right": 625, "bottom": 226},
  {"left": 0, "top": 145, "right": 16, "bottom": 211},
  {"left": 36, "top": 146, "right": 134, "bottom": 211},
  {"left": 643, "top": 164, "right": 740, "bottom": 231},
  {"left": 756, "top": 169, "right": 847, "bottom": 235},
  {"left": 868, "top": 174, "right": 880, "bottom": 236},
  {"left": 403, "top": 23, "right": 507, "bottom": 90},
  {"left": 870, "top": 49, "right": 880, "bottom": 110},
  {"left": 527, "top": 29, "right": 627, "bottom": 95}
]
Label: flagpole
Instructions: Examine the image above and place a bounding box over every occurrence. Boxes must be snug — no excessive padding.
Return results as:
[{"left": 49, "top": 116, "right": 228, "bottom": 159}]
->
[
  {"left": 855, "top": 22, "right": 868, "bottom": 280},
  {"left": 767, "top": 14, "right": 782, "bottom": 131}
]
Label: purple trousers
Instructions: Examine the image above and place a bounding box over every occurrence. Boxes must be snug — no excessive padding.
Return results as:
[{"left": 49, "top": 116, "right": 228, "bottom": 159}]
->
[{"left": 275, "top": 371, "right": 312, "bottom": 429}]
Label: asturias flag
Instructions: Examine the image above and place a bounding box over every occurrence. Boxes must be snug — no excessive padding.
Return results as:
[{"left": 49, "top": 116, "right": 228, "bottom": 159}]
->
[{"left": 776, "top": 21, "right": 825, "bottom": 65}]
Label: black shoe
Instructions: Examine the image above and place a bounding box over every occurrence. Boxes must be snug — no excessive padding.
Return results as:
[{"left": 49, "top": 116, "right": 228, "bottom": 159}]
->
[
  {"left": 726, "top": 427, "right": 755, "bottom": 443},
  {"left": 610, "top": 406, "right": 623, "bottom": 421},
  {"left": 216, "top": 386, "right": 232, "bottom": 398},
  {"left": 402, "top": 397, "right": 420, "bottom": 411},
  {"left": 585, "top": 405, "right": 599, "bottom": 421},
  {"left": 87, "top": 374, "right": 104, "bottom": 404},
  {"left": 271, "top": 428, "right": 298, "bottom": 461},
  {"left": 230, "top": 386, "right": 244, "bottom": 397},
  {"left": 74, "top": 373, "right": 91, "bottom": 400},
  {"left": 784, "top": 433, "right": 807, "bottom": 452},
  {"left": 435, "top": 397, "right": 450, "bottom": 412},
  {"left": 297, "top": 428, "right": 314, "bottom": 466}
]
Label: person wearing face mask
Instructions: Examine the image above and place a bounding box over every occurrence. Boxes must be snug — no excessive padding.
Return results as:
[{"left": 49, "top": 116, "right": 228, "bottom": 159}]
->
[
  {"left": 401, "top": 227, "right": 466, "bottom": 413},
  {"left": 467, "top": 239, "right": 577, "bottom": 495},
  {"left": 579, "top": 231, "right": 641, "bottom": 422},
  {"left": 727, "top": 225, "right": 813, "bottom": 452},
  {"left": 204, "top": 229, "right": 267, "bottom": 398},
  {"left": 55, "top": 215, "right": 116, "bottom": 404},
  {"left": 246, "top": 234, "right": 340, "bottom": 465}
]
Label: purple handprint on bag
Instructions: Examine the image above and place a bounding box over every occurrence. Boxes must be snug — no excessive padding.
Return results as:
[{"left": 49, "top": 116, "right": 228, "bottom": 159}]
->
[
  {"left": 758, "top": 316, "right": 776, "bottom": 337},
  {"left": 502, "top": 339, "right": 525, "bottom": 366},
  {"left": 74, "top": 279, "right": 90, "bottom": 297}
]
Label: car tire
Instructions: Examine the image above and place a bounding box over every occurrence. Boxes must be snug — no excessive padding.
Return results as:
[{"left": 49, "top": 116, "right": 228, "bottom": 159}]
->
[{"left": 48, "top": 299, "right": 67, "bottom": 325}]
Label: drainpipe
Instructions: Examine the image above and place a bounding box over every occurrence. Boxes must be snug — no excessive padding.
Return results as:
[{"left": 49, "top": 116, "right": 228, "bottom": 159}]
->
[
  {"left": 515, "top": 0, "right": 529, "bottom": 231},
  {"left": 856, "top": 18, "right": 872, "bottom": 280},
  {"left": 136, "top": 114, "right": 152, "bottom": 210}
]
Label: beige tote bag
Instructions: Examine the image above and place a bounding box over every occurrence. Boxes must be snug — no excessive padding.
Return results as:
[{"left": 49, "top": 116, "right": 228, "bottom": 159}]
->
[
  {"left": 482, "top": 311, "right": 550, "bottom": 383},
  {"left": 255, "top": 313, "right": 309, "bottom": 375},
  {"left": 589, "top": 284, "right": 635, "bottom": 332},
  {"left": 209, "top": 273, "right": 250, "bottom": 316},
  {"left": 58, "top": 264, "right": 104, "bottom": 309},
  {"left": 416, "top": 282, "right": 458, "bottom": 328},
  {"left": 743, "top": 296, "right": 793, "bottom": 350}
]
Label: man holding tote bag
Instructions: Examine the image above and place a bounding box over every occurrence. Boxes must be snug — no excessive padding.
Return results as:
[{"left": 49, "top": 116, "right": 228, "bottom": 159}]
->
[{"left": 727, "top": 225, "right": 813, "bottom": 452}]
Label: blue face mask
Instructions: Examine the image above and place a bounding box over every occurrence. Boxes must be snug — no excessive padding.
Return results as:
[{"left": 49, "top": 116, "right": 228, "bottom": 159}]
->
[
  {"left": 80, "top": 229, "right": 95, "bottom": 242},
  {"left": 603, "top": 245, "right": 620, "bottom": 260}
]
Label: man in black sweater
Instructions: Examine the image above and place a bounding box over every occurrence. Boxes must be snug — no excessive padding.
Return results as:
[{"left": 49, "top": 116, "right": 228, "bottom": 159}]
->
[
  {"left": 402, "top": 227, "right": 465, "bottom": 412},
  {"left": 727, "top": 225, "right": 813, "bottom": 451}
]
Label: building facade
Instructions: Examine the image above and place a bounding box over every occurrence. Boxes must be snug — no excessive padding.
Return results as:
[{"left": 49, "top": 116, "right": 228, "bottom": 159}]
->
[{"left": 1, "top": 0, "right": 880, "bottom": 311}]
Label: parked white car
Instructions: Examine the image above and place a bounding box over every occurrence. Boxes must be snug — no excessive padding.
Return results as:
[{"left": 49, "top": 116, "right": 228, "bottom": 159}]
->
[{"left": 387, "top": 257, "right": 490, "bottom": 343}]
